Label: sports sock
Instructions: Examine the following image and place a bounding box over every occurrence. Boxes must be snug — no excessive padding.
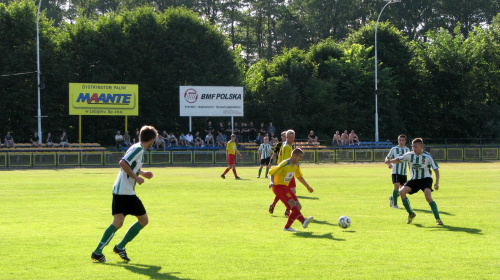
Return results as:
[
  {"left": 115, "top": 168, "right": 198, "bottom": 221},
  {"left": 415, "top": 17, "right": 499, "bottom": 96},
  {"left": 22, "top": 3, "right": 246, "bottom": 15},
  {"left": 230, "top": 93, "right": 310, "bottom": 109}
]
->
[
  {"left": 392, "top": 189, "right": 400, "bottom": 205},
  {"left": 258, "top": 168, "right": 262, "bottom": 177},
  {"left": 402, "top": 197, "right": 414, "bottom": 214},
  {"left": 232, "top": 168, "right": 238, "bottom": 177},
  {"left": 117, "top": 222, "right": 144, "bottom": 249},
  {"left": 429, "top": 201, "right": 441, "bottom": 219},
  {"left": 94, "top": 224, "right": 118, "bottom": 254},
  {"left": 272, "top": 196, "right": 279, "bottom": 207},
  {"left": 265, "top": 168, "right": 269, "bottom": 177},
  {"left": 222, "top": 168, "right": 230, "bottom": 175},
  {"left": 285, "top": 206, "right": 304, "bottom": 228}
]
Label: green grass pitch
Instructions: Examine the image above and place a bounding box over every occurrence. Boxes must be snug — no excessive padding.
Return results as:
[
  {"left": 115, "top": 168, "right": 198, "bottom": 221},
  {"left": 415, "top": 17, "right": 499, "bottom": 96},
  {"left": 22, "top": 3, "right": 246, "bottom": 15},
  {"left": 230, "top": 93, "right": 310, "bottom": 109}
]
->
[{"left": 1, "top": 162, "right": 499, "bottom": 279}]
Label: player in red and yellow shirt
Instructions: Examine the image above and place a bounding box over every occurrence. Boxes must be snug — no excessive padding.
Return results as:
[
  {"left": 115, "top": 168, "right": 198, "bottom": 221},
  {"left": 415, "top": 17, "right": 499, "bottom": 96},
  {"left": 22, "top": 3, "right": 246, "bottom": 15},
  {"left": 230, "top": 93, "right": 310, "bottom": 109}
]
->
[
  {"left": 269, "top": 129, "right": 296, "bottom": 216},
  {"left": 221, "top": 134, "right": 243, "bottom": 179},
  {"left": 269, "top": 148, "right": 314, "bottom": 231}
]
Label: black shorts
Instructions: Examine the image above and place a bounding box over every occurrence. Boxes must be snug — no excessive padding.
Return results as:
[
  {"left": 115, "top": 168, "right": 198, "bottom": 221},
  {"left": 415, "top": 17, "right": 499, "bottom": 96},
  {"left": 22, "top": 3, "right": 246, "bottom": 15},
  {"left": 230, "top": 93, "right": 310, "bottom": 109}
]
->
[
  {"left": 112, "top": 194, "right": 146, "bottom": 216},
  {"left": 404, "top": 177, "right": 433, "bottom": 195},
  {"left": 392, "top": 174, "right": 408, "bottom": 185},
  {"left": 260, "top": 157, "right": 271, "bottom": 165}
]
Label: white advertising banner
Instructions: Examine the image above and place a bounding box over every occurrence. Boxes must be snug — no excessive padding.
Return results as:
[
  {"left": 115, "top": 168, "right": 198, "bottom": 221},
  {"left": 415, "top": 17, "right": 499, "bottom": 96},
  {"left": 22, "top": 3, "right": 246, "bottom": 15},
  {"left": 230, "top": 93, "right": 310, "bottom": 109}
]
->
[{"left": 179, "top": 86, "right": 244, "bottom": 116}]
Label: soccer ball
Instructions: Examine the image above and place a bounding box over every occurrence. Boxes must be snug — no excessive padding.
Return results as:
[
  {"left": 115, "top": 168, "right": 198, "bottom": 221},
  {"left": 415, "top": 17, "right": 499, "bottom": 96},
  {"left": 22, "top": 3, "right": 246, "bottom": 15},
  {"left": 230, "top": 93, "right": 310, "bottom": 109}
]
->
[{"left": 338, "top": 216, "right": 351, "bottom": 229}]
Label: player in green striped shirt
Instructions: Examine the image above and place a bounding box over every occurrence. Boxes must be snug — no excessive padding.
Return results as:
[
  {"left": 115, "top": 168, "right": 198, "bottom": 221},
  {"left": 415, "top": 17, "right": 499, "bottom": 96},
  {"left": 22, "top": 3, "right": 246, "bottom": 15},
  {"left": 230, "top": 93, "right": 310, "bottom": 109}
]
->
[
  {"left": 385, "top": 134, "right": 411, "bottom": 208},
  {"left": 385, "top": 138, "right": 443, "bottom": 225},
  {"left": 257, "top": 136, "right": 273, "bottom": 178}
]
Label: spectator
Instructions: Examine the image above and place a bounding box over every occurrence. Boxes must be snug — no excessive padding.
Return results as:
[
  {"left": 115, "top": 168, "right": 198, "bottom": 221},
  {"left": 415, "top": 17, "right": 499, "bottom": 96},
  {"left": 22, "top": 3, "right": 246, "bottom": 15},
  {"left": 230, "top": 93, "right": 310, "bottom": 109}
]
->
[
  {"left": 194, "top": 131, "right": 204, "bottom": 147},
  {"left": 115, "top": 130, "right": 125, "bottom": 149},
  {"left": 155, "top": 134, "right": 166, "bottom": 150},
  {"left": 259, "top": 122, "right": 267, "bottom": 136},
  {"left": 340, "top": 130, "right": 349, "bottom": 146},
  {"left": 270, "top": 132, "right": 279, "bottom": 145},
  {"left": 225, "top": 121, "right": 233, "bottom": 141},
  {"left": 332, "top": 131, "right": 341, "bottom": 146},
  {"left": 205, "top": 121, "right": 214, "bottom": 136},
  {"left": 4, "top": 131, "right": 14, "bottom": 147},
  {"left": 216, "top": 132, "right": 226, "bottom": 147},
  {"left": 307, "top": 130, "right": 318, "bottom": 144},
  {"left": 217, "top": 122, "right": 226, "bottom": 142},
  {"left": 255, "top": 132, "right": 263, "bottom": 145},
  {"left": 46, "top": 132, "right": 55, "bottom": 147},
  {"left": 30, "top": 132, "right": 41, "bottom": 147},
  {"left": 123, "top": 131, "right": 132, "bottom": 147},
  {"left": 185, "top": 132, "right": 194, "bottom": 146},
  {"left": 242, "top": 122, "right": 250, "bottom": 142},
  {"left": 60, "top": 131, "right": 70, "bottom": 147},
  {"left": 248, "top": 121, "right": 257, "bottom": 141},
  {"left": 233, "top": 122, "right": 241, "bottom": 142},
  {"left": 179, "top": 133, "right": 188, "bottom": 146},
  {"left": 167, "top": 132, "right": 178, "bottom": 147},
  {"left": 133, "top": 129, "right": 140, "bottom": 143},
  {"left": 349, "top": 130, "right": 360, "bottom": 145},
  {"left": 205, "top": 131, "right": 215, "bottom": 146},
  {"left": 267, "top": 122, "right": 276, "bottom": 136}
]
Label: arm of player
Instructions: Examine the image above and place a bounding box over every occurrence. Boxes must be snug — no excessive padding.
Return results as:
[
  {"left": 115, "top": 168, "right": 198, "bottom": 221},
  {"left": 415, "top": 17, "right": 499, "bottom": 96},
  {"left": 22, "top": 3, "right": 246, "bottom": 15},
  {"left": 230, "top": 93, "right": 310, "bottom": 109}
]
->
[
  {"left": 385, "top": 157, "right": 401, "bottom": 164},
  {"left": 268, "top": 174, "right": 275, "bottom": 189},
  {"left": 297, "top": 176, "right": 313, "bottom": 193},
  {"left": 434, "top": 168, "right": 440, "bottom": 190},
  {"left": 119, "top": 159, "right": 144, "bottom": 185},
  {"left": 386, "top": 157, "right": 393, "bottom": 168},
  {"left": 140, "top": 170, "right": 153, "bottom": 179}
]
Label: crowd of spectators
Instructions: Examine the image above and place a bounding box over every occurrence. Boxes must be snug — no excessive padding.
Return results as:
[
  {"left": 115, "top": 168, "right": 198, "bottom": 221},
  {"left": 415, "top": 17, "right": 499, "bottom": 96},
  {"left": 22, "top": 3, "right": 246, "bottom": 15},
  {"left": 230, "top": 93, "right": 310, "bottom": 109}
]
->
[{"left": 0, "top": 131, "right": 73, "bottom": 148}]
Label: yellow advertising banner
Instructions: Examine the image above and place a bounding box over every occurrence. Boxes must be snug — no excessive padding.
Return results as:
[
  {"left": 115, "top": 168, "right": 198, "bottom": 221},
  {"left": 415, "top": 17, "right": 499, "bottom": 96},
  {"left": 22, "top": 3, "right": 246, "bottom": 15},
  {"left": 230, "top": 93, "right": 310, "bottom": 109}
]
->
[{"left": 69, "top": 83, "right": 139, "bottom": 116}]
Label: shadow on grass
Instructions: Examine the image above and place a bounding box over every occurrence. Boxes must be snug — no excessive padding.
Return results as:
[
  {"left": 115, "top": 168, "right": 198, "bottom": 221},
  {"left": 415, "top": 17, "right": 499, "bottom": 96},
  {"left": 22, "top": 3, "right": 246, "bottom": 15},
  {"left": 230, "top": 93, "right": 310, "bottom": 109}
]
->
[
  {"left": 312, "top": 219, "right": 337, "bottom": 227},
  {"left": 293, "top": 231, "right": 346, "bottom": 241},
  {"left": 413, "top": 208, "right": 454, "bottom": 216},
  {"left": 412, "top": 223, "right": 482, "bottom": 235},
  {"left": 296, "top": 196, "right": 319, "bottom": 200},
  {"left": 103, "top": 263, "right": 193, "bottom": 280}
]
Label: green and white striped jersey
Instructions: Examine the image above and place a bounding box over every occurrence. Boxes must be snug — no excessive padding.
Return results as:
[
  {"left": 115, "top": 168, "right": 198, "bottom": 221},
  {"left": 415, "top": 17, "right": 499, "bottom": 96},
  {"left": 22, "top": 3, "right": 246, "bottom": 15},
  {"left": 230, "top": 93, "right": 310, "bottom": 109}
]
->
[
  {"left": 386, "top": 146, "right": 410, "bottom": 175},
  {"left": 112, "top": 143, "right": 145, "bottom": 195},
  {"left": 398, "top": 151, "right": 439, "bottom": 180},
  {"left": 258, "top": 143, "right": 272, "bottom": 159}
]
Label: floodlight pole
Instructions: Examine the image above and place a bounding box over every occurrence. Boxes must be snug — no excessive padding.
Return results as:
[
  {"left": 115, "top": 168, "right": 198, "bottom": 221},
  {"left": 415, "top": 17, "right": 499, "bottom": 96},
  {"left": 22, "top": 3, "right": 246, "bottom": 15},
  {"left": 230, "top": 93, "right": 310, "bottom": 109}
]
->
[
  {"left": 374, "top": 0, "right": 400, "bottom": 142},
  {"left": 36, "top": 0, "right": 42, "bottom": 144}
]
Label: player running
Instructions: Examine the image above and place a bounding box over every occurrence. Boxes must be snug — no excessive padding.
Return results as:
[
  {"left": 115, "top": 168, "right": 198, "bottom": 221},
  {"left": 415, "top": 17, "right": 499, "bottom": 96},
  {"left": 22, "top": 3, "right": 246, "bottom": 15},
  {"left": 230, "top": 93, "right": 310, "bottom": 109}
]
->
[
  {"left": 269, "top": 148, "right": 314, "bottom": 231},
  {"left": 385, "top": 138, "right": 443, "bottom": 225},
  {"left": 385, "top": 134, "right": 410, "bottom": 208}
]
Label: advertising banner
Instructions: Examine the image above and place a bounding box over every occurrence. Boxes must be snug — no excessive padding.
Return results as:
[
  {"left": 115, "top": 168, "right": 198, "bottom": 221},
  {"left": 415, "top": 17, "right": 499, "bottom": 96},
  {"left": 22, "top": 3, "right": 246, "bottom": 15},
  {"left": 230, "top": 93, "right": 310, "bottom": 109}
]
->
[
  {"left": 69, "top": 83, "right": 139, "bottom": 116},
  {"left": 179, "top": 86, "right": 244, "bottom": 117}
]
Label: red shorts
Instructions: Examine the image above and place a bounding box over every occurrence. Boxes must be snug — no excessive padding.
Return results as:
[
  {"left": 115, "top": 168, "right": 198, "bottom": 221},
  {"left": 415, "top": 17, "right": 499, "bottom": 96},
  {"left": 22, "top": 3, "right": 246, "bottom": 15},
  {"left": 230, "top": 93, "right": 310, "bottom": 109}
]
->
[
  {"left": 288, "top": 176, "right": 296, "bottom": 189},
  {"left": 272, "top": 184, "right": 298, "bottom": 205},
  {"left": 227, "top": 154, "right": 236, "bottom": 165}
]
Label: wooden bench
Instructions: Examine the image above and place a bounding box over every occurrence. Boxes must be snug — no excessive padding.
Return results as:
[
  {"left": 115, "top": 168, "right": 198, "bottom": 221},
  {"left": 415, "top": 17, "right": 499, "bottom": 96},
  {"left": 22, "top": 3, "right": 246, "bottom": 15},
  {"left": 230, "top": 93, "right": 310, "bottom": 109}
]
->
[{"left": 295, "top": 141, "right": 326, "bottom": 149}]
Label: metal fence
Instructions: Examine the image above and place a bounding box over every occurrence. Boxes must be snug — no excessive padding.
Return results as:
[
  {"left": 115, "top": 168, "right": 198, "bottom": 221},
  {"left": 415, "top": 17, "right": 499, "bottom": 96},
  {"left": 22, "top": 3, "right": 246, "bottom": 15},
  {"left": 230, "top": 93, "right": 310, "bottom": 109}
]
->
[{"left": 0, "top": 146, "right": 498, "bottom": 168}]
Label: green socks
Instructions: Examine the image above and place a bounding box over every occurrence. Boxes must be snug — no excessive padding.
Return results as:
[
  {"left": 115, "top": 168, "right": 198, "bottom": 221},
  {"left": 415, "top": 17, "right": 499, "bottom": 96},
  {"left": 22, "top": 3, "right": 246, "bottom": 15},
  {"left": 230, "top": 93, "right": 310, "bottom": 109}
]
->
[
  {"left": 392, "top": 189, "right": 400, "bottom": 206},
  {"left": 94, "top": 224, "right": 118, "bottom": 254},
  {"left": 402, "top": 197, "right": 414, "bottom": 215},
  {"left": 258, "top": 168, "right": 262, "bottom": 177},
  {"left": 117, "top": 222, "right": 144, "bottom": 249},
  {"left": 265, "top": 168, "right": 269, "bottom": 177},
  {"left": 429, "top": 201, "right": 441, "bottom": 219}
]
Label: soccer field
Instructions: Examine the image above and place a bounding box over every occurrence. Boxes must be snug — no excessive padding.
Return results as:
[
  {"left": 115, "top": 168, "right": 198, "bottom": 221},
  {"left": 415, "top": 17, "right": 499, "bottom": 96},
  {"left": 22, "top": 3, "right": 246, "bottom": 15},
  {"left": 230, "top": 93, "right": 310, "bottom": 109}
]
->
[{"left": 1, "top": 162, "right": 499, "bottom": 279}]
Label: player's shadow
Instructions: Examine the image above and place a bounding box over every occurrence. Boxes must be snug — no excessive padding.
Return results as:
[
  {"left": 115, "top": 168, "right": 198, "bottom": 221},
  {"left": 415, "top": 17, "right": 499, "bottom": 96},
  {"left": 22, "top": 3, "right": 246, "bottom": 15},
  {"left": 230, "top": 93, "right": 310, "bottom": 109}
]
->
[
  {"left": 413, "top": 208, "right": 454, "bottom": 216},
  {"left": 293, "top": 231, "right": 346, "bottom": 241},
  {"left": 312, "top": 219, "right": 337, "bottom": 227},
  {"left": 296, "top": 196, "right": 319, "bottom": 200},
  {"left": 412, "top": 223, "right": 482, "bottom": 235},
  {"left": 103, "top": 263, "right": 193, "bottom": 280}
]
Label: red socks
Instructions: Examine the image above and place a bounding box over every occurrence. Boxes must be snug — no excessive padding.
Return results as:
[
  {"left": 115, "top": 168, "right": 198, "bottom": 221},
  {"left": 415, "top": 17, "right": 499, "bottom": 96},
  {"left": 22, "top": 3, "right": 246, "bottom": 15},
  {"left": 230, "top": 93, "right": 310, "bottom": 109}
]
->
[
  {"left": 232, "top": 168, "right": 238, "bottom": 177},
  {"left": 284, "top": 206, "right": 304, "bottom": 228},
  {"left": 222, "top": 168, "right": 230, "bottom": 175}
]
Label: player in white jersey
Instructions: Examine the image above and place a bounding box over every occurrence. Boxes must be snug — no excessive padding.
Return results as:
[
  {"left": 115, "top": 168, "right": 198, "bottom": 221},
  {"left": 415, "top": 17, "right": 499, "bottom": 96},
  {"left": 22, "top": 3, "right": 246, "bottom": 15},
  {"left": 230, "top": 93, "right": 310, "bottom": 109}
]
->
[
  {"left": 385, "top": 134, "right": 410, "bottom": 209},
  {"left": 91, "top": 125, "right": 158, "bottom": 262},
  {"left": 385, "top": 138, "right": 443, "bottom": 225},
  {"left": 257, "top": 136, "right": 273, "bottom": 178}
]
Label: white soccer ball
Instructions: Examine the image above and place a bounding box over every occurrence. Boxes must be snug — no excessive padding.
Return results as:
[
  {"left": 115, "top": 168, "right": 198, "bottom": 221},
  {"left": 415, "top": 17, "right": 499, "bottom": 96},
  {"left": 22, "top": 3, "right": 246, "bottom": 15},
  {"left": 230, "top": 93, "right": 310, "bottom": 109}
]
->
[{"left": 338, "top": 216, "right": 351, "bottom": 229}]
